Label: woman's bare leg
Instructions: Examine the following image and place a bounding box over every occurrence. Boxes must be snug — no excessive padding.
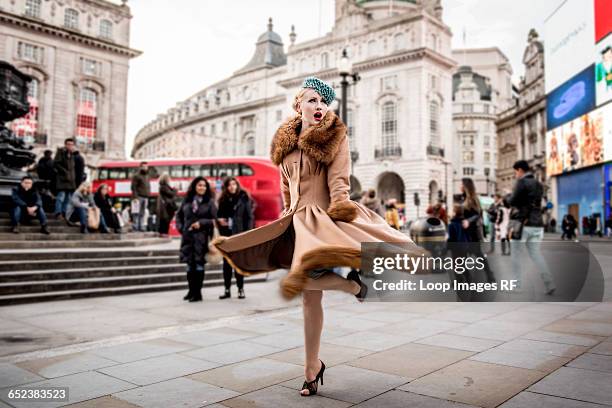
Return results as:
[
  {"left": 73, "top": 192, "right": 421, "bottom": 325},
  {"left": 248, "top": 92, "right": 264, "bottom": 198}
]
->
[
  {"left": 303, "top": 273, "right": 360, "bottom": 294},
  {"left": 302, "top": 289, "right": 323, "bottom": 396}
]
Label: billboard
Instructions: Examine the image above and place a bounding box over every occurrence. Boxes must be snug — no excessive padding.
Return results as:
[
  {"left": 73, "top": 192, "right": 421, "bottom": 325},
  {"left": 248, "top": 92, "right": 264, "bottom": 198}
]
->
[
  {"left": 546, "top": 103, "right": 611, "bottom": 177},
  {"left": 545, "top": 0, "right": 595, "bottom": 93},
  {"left": 594, "top": 0, "right": 612, "bottom": 43},
  {"left": 595, "top": 34, "right": 612, "bottom": 106},
  {"left": 546, "top": 65, "right": 596, "bottom": 130}
]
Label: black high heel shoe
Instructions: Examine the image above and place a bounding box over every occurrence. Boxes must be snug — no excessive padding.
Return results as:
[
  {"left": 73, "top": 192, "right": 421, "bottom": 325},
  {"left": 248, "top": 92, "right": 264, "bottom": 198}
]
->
[
  {"left": 301, "top": 360, "right": 325, "bottom": 396},
  {"left": 347, "top": 269, "right": 368, "bottom": 302}
]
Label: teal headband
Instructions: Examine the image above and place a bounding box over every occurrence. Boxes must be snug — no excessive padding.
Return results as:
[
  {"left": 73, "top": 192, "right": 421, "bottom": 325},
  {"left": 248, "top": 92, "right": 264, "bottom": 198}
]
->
[{"left": 302, "top": 76, "right": 336, "bottom": 105}]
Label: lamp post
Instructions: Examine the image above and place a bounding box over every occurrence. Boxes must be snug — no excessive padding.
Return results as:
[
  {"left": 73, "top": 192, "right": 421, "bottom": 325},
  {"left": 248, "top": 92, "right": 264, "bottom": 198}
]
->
[{"left": 338, "top": 48, "right": 361, "bottom": 177}]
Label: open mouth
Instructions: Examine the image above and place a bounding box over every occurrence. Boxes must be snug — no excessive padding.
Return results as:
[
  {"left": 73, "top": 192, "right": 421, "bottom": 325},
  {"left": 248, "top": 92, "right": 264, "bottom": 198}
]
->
[{"left": 314, "top": 112, "right": 323, "bottom": 121}]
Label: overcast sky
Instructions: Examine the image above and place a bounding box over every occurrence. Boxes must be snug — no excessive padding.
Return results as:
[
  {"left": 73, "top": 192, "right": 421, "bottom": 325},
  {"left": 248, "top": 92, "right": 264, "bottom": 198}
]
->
[{"left": 125, "top": 0, "right": 562, "bottom": 156}]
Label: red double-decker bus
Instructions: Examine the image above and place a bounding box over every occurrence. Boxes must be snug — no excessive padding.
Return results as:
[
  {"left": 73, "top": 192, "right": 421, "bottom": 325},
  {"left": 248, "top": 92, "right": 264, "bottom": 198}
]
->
[{"left": 93, "top": 157, "right": 282, "bottom": 235}]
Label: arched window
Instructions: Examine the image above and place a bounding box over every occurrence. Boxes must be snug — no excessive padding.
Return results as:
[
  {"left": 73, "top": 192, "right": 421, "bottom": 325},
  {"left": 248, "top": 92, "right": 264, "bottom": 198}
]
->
[
  {"left": 76, "top": 87, "right": 98, "bottom": 146},
  {"left": 64, "top": 8, "right": 79, "bottom": 29},
  {"left": 321, "top": 52, "right": 329, "bottom": 69},
  {"left": 381, "top": 101, "right": 397, "bottom": 150},
  {"left": 24, "top": 0, "right": 41, "bottom": 18},
  {"left": 393, "top": 33, "right": 405, "bottom": 51},
  {"left": 429, "top": 100, "right": 440, "bottom": 147},
  {"left": 11, "top": 79, "right": 40, "bottom": 141},
  {"left": 99, "top": 19, "right": 113, "bottom": 39}
]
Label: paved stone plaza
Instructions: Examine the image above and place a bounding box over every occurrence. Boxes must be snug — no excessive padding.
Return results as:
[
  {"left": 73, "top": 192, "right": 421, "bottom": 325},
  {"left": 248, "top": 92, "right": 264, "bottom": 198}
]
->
[{"left": 0, "top": 242, "right": 611, "bottom": 408}]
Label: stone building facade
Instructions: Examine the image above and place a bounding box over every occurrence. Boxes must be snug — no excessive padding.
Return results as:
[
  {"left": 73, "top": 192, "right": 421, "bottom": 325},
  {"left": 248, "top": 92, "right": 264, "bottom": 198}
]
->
[
  {"left": 450, "top": 48, "right": 513, "bottom": 196},
  {"left": 0, "top": 0, "right": 141, "bottom": 165},
  {"left": 496, "top": 29, "right": 547, "bottom": 196},
  {"left": 133, "top": 0, "right": 455, "bottom": 220}
]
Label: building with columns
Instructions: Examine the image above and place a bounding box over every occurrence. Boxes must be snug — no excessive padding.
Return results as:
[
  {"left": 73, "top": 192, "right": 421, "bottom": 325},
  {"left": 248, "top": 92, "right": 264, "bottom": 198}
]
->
[
  {"left": 450, "top": 48, "right": 513, "bottom": 197},
  {"left": 0, "top": 0, "right": 141, "bottom": 165},
  {"left": 133, "top": 0, "right": 456, "bottom": 220},
  {"left": 496, "top": 29, "right": 547, "bottom": 196}
]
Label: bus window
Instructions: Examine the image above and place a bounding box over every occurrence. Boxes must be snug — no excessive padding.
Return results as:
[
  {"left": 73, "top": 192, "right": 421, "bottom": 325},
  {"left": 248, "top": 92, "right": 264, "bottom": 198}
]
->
[
  {"left": 169, "top": 165, "right": 184, "bottom": 178},
  {"left": 153, "top": 166, "right": 170, "bottom": 178},
  {"left": 240, "top": 164, "right": 254, "bottom": 176},
  {"left": 148, "top": 167, "right": 160, "bottom": 179},
  {"left": 109, "top": 168, "right": 128, "bottom": 179},
  {"left": 216, "top": 163, "right": 239, "bottom": 178},
  {"left": 98, "top": 168, "right": 109, "bottom": 180},
  {"left": 199, "top": 164, "right": 212, "bottom": 177}
]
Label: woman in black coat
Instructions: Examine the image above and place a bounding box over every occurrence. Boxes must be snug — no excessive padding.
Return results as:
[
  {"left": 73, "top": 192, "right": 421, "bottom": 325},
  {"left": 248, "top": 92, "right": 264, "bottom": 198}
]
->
[
  {"left": 217, "top": 177, "right": 254, "bottom": 299},
  {"left": 156, "top": 173, "right": 178, "bottom": 236},
  {"left": 176, "top": 176, "right": 217, "bottom": 302},
  {"left": 94, "top": 184, "right": 120, "bottom": 232}
]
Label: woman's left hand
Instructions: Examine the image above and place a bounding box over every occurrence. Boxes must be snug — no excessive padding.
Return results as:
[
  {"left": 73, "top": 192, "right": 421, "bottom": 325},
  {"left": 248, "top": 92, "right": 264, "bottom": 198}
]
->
[{"left": 462, "top": 220, "right": 470, "bottom": 229}]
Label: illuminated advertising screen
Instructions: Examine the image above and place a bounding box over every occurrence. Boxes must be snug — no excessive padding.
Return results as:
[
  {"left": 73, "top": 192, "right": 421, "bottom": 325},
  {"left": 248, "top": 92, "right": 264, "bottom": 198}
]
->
[
  {"left": 545, "top": 0, "right": 595, "bottom": 93},
  {"left": 546, "top": 65, "right": 596, "bottom": 130},
  {"left": 595, "top": 34, "right": 612, "bottom": 106},
  {"left": 546, "top": 103, "right": 611, "bottom": 177},
  {"left": 594, "top": 0, "right": 612, "bottom": 43}
]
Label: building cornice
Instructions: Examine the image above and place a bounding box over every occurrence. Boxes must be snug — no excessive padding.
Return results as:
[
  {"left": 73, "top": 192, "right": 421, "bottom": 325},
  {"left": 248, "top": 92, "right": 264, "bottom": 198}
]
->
[
  {"left": 0, "top": 11, "right": 142, "bottom": 58},
  {"left": 132, "top": 94, "right": 286, "bottom": 156}
]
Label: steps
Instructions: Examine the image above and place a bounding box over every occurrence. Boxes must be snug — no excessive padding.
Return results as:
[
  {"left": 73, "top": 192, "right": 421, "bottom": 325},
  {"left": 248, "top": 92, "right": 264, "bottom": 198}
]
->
[{"left": 0, "top": 214, "right": 268, "bottom": 305}]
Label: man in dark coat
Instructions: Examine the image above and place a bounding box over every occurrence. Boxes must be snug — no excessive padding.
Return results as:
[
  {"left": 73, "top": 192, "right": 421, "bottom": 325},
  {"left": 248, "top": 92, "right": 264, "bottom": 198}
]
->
[
  {"left": 508, "top": 160, "right": 555, "bottom": 295},
  {"left": 130, "top": 162, "right": 150, "bottom": 232},
  {"left": 10, "top": 176, "right": 50, "bottom": 234},
  {"left": 53, "top": 138, "right": 77, "bottom": 218},
  {"left": 74, "top": 150, "right": 86, "bottom": 186},
  {"left": 37, "top": 150, "right": 55, "bottom": 190}
]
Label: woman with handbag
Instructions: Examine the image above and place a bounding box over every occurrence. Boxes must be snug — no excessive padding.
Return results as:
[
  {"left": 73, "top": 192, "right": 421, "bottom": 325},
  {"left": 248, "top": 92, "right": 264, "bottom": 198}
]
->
[
  {"left": 156, "top": 173, "right": 178, "bottom": 237},
  {"left": 66, "top": 181, "right": 108, "bottom": 234},
  {"left": 176, "top": 176, "right": 217, "bottom": 302},
  {"left": 460, "top": 178, "right": 495, "bottom": 283},
  {"left": 94, "top": 184, "right": 121, "bottom": 233},
  {"left": 217, "top": 177, "right": 254, "bottom": 300}
]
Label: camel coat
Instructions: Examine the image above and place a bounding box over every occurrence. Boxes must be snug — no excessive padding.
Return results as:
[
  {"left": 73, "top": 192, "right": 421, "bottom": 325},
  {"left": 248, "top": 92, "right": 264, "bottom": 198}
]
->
[{"left": 213, "top": 111, "right": 420, "bottom": 299}]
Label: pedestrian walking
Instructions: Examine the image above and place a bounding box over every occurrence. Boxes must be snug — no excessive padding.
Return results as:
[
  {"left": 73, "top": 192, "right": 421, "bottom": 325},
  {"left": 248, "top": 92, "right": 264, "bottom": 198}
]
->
[
  {"left": 360, "top": 189, "right": 384, "bottom": 217},
  {"left": 384, "top": 199, "right": 400, "bottom": 230},
  {"left": 53, "top": 138, "right": 77, "bottom": 219},
  {"left": 508, "top": 160, "right": 556, "bottom": 294},
  {"left": 213, "top": 77, "right": 421, "bottom": 397},
  {"left": 487, "top": 194, "right": 502, "bottom": 253},
  {"left": 94, "top": 184, "right": 121, "bottom": 233},
  {"left": 176, "top": 177, "right": 217, "bottom": 302},
  {"left": 131, "top": 162, "right": 150, "bottom": 232},
  {"left": 9, "top": 176, "right": 50, "bottom": 235},
  {"left": 217, "top": 177, "right": 254, "bottom": 299},
  {"left": 495, "top": 197, "right": 511, "bottom": 255},
  {"left": 156, "top": 173, "right": 178, "bottom": 237}
]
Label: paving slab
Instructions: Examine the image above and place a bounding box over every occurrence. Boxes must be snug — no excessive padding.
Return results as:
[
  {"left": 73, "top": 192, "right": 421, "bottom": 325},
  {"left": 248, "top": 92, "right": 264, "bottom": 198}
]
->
[
  {"left": 566, "top": 353, "right": 612, "bottom": 373},
  {"left": 495, "top": 338, "right": 588, "bottom": 358},
  {"left": 90, "top": 338, "right": 196, "bottom": 363},
  {"left": 528, "top": 366, "right": 612, "bottom": 406},
  {"left": 400, "top": 360, "right": 546, "bottom": 408},
  {"left": 165, "top": 327, "right": 260, "bottom": 348},
  {"left": 279, "top": 364, "right": 409, "bottom": 404},
  {"left": 377, "top": 318, "right": 465, "bottom": 340},
  {"left": 113, "top": 377, "right": 239, "bottom": 408},
  {"left": 520, "top": 330, "right": 605, "bottom": 347},
  {"left": 16, "top": 352, "right": 117, "bottom": 379},
  {"left": 448, "top": 320, "right": 543, "bottom": 342},
  {"left": 499, "top": 391, "right": 610, "bottom": 408},
  {"left": 468, "top": 347, "right": 571, "bottom": 372},
  {"left": 413, "top": 333, "right": 502, "bottom": 352},
  {"left": 267, "top": 343, "right": 372, "bottom": 367},
  {"left": 181, "top": 340, "right": 282, "bottom": 365},
  {"left": 97, "top": 353, "right": 220, "bottom": 386},
  {"left": 588, "top": 341, "right": 612, "bottom": 355},
  {"left": 221, "top": 384, "right": 351, "bottom": 408},
  {"left": 0, "top": 363, "right": 44, "bottom": 388},
  {"left": 543, "top": 319, "right": 612, "bottom": 337},
  {"left": 63, "top": 395, "right": 140, "bottom": 407},
  {"left": 323, "top": 330, "right": 409, "bottom": 352},
  {"left": 567, "top": 310, "right": 612, "bottom": 324},
  {"left": 0, "top": 371, "right": 135, "bottom": 408},
  {"left": 353, "top": 389, "right": 479, "bottom": 408},
  {"left": 188, "top": 357, "right": 303, "bottom": 394},
  {"left": 348, "top": 343, "right": 473, "bottom": 379}
]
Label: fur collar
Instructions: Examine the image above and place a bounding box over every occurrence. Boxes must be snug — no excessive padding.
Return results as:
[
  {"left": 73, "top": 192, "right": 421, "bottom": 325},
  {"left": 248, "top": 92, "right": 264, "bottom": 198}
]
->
[{"left": 270, "top": 111, "right": 347, "bottom": 166}]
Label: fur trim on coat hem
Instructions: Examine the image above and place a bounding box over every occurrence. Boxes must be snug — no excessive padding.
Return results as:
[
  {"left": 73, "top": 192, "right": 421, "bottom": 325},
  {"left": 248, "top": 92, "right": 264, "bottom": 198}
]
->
[
  {"left": 327, "top": 200, "right": 358, "bottom": 222},
  {"left": 280, "top": 245, "right": 361, "bottom": 300}
]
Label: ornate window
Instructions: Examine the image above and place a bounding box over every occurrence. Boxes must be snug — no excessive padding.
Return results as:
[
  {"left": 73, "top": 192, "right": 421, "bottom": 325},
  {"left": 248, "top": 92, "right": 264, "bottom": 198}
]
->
[
  {"left": 64, "top": 8, "right": 79, "bottom": 29},
  {"left": 381, "top": 101, "right": 397, "bottom": 149},
  {"left": 462, "top": 151, "right": 474, "bottom": 163},
  {"left": 18, "top": 42, "right": 43, "bottom": 64},
  {"left": 24, "top": 0, "right": 41, "bottom": 18},
  {"left": 81, "top": 58, "right": 100, "bottom": 76},
  {"left": 99, "top": 19, "right": 113, "bottom": 39},
  {"left": 76, "top": 87, "right": 98, "bottom": 146},
  {"left": 11, "top": 79, "right": 40, "bottom": 141},
  {"left": 429, "top": 100, "right": 440, "bottom": 147}
]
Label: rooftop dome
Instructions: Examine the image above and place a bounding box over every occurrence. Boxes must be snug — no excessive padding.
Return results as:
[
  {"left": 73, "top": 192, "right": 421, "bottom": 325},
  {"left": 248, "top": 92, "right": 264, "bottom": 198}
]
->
[{"left": 235, "top": 18, "right": 287, "bottom": 75}]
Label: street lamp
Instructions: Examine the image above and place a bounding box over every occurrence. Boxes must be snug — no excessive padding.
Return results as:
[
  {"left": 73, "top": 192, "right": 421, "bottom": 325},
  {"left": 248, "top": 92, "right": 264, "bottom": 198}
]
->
[{"left": 338, "top": 48, "right": 360, "bottom": 176}]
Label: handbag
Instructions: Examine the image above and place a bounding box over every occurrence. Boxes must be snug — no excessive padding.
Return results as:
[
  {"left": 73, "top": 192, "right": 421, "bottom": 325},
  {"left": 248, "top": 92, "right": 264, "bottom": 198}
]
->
[
  {"left": 87, "top": 207, "right": 101, "bottom": 230},
  {"left": 205, "top": 224, "right": 223, "bottom": 264}
]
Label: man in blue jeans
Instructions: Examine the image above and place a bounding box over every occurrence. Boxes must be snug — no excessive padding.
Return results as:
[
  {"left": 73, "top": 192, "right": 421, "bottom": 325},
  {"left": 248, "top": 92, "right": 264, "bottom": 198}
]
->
[
  {"left": 53, "top": 138, "right": 77, "bottom": 218},
  {"left": 509, "top": 160, "right": 556, "bottom": 295},
  {"left": 130, "top": 161, "right": 150, "bottom": 231},
  {"left": 11, "top": 176, "right": 50, "bottom": 235}
]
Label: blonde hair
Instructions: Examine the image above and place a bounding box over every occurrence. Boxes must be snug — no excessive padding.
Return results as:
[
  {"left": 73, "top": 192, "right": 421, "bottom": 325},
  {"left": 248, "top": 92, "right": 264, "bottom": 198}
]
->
[
  {"left": 159, "top": 173, "right": 171, "bottom": 185},
  {"left": 292, "top": 88, "right": 309, "bottom": 113},
  {"left": 77, "top": 181, "right": 91, "bottom": 195}
]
